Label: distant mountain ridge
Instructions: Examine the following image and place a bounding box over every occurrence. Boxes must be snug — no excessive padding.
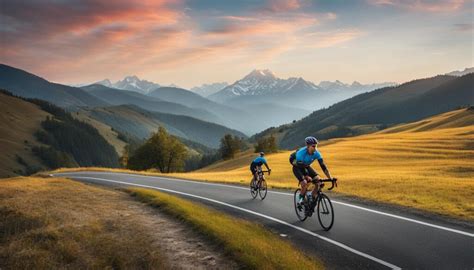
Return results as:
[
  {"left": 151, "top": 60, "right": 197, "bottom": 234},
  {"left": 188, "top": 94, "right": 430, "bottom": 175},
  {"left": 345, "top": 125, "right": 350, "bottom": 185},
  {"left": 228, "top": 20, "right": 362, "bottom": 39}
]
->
[
  {"left": 445, "top": 67, "right": 474, "bottom": 77},
  {"left": 191, "top": 82, "right": 228, "bottom": 97},
  {"left": 255, "top": 73, "right": 474, "bottom": 149},
  {"left": 207, "top": 69, "right": 396, "bottom": 119},
  {"left": 82, "top": 84, "right": 224, "bottom": 125},
  {"left": 209, "top": 69, "right": 396, "bottom": 103},
  {"left": 0, "top": 64, "right": 109, "bottom": 109},
  {"left": 208, "top": 69, "right": 319, "bottom": 102}
]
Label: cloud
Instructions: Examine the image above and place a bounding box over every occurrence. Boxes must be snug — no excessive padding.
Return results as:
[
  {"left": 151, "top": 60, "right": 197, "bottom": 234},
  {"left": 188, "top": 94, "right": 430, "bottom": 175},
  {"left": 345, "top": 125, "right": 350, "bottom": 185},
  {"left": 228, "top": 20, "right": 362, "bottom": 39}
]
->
[
  {"left": 263, "top": 0, "right": 302, "bottom": 13},
  {"left": 304, "top": 29, "right": 364, "bottom": 48},
  {"left": 453, "top": 23, "right": 473, "bottom": 32},
  {"left": 368, "top": 0, "right": 467, "bottom": 12},
  {"left": 0, "top": 0, "right": 353, "bottom": 85}
]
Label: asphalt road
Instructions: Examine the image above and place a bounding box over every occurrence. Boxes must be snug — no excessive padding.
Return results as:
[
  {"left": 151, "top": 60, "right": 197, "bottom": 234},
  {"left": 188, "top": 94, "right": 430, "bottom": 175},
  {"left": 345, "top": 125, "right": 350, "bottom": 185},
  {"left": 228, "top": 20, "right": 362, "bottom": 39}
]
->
[{"left": 53, "top": 171, "right": 474, "bottom": 270}]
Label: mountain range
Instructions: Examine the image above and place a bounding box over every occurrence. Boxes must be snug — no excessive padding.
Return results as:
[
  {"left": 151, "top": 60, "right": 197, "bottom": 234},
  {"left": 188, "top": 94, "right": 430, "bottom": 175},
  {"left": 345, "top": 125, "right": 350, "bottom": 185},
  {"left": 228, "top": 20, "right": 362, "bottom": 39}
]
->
[
  {"left": 445, "top": 67, "right": 474, "bottom": 77},
  {"left": 255, "top": 73, "right": 474, "bottom": 148},
  {"left": 93, "top": 76, "right": 161, "bottom": 94},
  {"left": 82, "top": 84, "right": 224, "bottom": 125},
  {"left": 2, "top": 63, "right": 472, "bottom": 152},
  {"left": 208, "top": 69, "right": 396, "bottom": 111}
]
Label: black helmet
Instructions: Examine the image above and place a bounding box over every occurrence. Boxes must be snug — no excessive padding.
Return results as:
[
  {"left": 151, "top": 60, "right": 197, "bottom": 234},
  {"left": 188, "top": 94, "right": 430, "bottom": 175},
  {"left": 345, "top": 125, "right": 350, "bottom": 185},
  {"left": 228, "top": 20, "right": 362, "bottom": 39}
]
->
[
  {"left": 305, "top": 136, "right": 318, "bottom": 145},
  {"left": 259, "top": 152, "right": 265, "bottom": 157}
]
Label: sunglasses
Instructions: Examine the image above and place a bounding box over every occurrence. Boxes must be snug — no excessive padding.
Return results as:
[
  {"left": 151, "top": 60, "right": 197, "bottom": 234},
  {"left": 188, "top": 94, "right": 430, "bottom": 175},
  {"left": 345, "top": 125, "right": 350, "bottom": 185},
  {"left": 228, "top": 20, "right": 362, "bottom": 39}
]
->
[{"left": 310, "top": 144, "right": 317, "bottom": 148}]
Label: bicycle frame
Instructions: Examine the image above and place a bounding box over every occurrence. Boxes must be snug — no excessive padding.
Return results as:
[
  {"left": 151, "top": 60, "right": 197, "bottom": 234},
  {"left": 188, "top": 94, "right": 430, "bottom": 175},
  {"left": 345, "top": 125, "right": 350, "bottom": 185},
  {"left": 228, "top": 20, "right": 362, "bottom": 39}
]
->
[{"left": 301, "top": 178, "right": 337, "bottom": 212}]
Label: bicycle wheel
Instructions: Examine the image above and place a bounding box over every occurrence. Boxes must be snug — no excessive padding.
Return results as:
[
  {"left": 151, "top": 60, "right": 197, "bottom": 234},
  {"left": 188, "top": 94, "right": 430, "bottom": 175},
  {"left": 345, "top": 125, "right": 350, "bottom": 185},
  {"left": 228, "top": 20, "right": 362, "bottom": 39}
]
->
[
  {"left": 294, "top": 189, "right": 307, "bottom": 221},
  {"left": 250, "top": 178, "right": 258, "bottom": 199},
  {"left": 317, "top": 193, "right": 334, "bottom": 231},
  {"left": 258, "top": 180, "right": 267, "bottom": 200}
]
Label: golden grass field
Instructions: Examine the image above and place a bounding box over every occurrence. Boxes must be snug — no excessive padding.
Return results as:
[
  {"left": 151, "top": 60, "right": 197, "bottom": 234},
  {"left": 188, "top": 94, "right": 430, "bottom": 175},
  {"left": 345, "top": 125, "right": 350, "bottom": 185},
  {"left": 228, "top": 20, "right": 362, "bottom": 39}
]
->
[
  {"left": 0, "top": 176, "right": 166, "bottom": 269},
  {"left": 171, "top": 108, "right": 474, "bottom": 221},
  {"left": 128, "top": 188, "right": 323, "bottom": 269},
  {"left": 53, "top": 109, "right": 474, "bottom": 221}
]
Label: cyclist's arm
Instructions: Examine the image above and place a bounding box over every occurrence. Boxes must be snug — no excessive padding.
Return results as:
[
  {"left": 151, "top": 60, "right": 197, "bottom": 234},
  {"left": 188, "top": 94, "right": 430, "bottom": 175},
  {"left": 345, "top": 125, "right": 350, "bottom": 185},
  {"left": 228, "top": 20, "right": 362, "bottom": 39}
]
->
[
  {"left": 263, "top": 162, "right": 270, "bottom": 171},
  {"left": 317, "top": 158, "right": 332, "bottom": 179}
]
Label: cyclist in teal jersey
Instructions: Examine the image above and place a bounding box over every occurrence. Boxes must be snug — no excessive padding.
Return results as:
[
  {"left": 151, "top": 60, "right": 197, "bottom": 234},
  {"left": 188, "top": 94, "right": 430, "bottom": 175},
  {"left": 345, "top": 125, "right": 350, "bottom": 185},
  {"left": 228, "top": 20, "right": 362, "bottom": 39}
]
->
[{"left": 290, "top": 136, "right": 334, "bottom": 205}]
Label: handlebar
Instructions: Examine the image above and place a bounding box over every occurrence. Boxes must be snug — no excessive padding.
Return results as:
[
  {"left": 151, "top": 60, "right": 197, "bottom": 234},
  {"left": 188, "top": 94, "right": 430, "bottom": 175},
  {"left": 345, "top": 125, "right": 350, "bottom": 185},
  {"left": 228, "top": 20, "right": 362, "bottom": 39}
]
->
[{"left": 312, "top": 178, "right": 338, "bottom": 190}]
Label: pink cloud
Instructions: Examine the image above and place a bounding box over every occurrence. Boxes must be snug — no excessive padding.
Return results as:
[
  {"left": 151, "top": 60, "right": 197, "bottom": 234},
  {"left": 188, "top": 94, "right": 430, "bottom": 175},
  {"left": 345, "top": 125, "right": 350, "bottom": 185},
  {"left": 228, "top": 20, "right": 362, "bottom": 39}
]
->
[
  {"left": 0, "top": 0, "right": 349, "bottom": 85},
  {"left": 369, "top": 0, "right": 466, "bottom": 12},
  {"left": 264, "top": 0, "right": 302, "bottom": 12},
  {"left": 304, "top": 29, "right": 364, "bottom": 48}
]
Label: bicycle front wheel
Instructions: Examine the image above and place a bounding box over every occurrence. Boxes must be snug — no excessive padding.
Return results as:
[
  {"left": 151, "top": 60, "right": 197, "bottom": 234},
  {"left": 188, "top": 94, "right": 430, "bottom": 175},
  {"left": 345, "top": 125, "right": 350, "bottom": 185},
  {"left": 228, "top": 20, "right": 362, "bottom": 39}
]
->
[
  {"left": 258, "top": 180, "right": 267, "bottom": 200},
  {"left": 294, "top": 189, "right": 307, "bottom": 221},
  {"left": 250, "top": 179, "right": 258, "bottom": 199},
  {"left": 317, "top": 193, "right": 334, "bottom": 231}
]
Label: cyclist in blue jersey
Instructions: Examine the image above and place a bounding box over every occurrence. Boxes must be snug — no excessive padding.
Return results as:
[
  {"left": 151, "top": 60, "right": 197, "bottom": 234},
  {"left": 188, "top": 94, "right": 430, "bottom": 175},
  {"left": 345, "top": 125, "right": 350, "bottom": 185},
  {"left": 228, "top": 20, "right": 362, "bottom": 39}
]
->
[
  {"left": 290, "top": 136, "right": 334, "bottom": 205},
  {"left": 250, "top": 152, "right": 271, "bottom": 183}
]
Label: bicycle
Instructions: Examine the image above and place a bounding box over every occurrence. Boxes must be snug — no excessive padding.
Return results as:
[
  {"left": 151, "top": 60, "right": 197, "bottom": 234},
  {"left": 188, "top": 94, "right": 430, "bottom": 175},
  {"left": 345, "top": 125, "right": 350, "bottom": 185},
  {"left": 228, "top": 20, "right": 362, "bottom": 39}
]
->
[
  {"left": 250, "top": 168, "right": 269, "bottom": 200},
  {"left": 293, "top": 178, "right": 337, "bottom": 231}
]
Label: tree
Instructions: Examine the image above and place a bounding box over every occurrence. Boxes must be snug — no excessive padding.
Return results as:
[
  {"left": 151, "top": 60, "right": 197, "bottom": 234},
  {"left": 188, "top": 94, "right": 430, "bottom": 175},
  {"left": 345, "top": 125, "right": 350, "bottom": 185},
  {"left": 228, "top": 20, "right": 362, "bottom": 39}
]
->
[
  {"left": 254, "top": 135, "right": 278, "bottom": 153},
  {"left": 127, "top": 127, "right": 188, "bottom": 172},
  {"left": 219, "top": 134, "right": 242, "bottom": 160}
]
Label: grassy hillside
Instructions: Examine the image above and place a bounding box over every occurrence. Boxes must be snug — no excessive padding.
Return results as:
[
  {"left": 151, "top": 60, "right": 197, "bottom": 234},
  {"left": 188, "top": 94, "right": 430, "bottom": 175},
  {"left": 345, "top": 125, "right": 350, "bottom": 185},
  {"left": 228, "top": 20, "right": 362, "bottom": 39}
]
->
[
  {"left": 0, "top": 92, "right": 120, "bottom": 177},
  {"left": 171, "top": 108, "right": 474, "bottom": 221},
  {"left": 256, "top": 74, "right": 473, "bottom": 149},
  {"left": 0, "top": 92, "right": 49, "bottom": 177},
  {"left": 0, "top": 64, "right": 108, "bottom": 108},
  {"left": 72, "top": 111, "right": 127, "bottom": 156},
  {"left": 83, "top": 104, "right": 246, "bottom": 148}
]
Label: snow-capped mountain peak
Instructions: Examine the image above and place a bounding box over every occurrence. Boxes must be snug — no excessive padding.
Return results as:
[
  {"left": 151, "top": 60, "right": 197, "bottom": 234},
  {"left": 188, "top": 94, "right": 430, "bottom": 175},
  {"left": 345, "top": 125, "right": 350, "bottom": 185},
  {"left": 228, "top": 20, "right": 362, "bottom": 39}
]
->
[
  {"left": 244, "top": 69, "right": 276, "bottom": 80},
  {"left": 94, "top": 75, "right": 161, "bottom": 94},
  {"left": 124, "top": 75, "right": 139, "bottom": 82},
  {"left": 208, "top": 69, "right": 321, "bottom": 102}
]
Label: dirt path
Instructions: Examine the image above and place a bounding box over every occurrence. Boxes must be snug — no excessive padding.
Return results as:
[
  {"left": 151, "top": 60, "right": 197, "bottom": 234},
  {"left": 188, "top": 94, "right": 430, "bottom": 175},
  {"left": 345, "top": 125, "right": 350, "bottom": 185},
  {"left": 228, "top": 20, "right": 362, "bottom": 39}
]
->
[{"left": 119, "top": 193, "right": 240, "bottom": 269}]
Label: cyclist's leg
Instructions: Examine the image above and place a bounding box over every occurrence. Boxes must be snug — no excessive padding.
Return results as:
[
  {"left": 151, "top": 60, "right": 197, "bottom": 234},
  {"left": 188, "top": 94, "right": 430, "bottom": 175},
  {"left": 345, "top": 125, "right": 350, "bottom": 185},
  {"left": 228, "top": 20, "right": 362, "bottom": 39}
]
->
[
  {"left": 307, "top": 166, "right": 320, "bottom": 198},
  {"left": 293, "top": 166, "right": 307, "bottom": 203},
  {"left": 256, "top": 165, "right": 263, "bottom": 186},
  {"left": 250, "top": 164, "right": 257, "bottom": 184}
]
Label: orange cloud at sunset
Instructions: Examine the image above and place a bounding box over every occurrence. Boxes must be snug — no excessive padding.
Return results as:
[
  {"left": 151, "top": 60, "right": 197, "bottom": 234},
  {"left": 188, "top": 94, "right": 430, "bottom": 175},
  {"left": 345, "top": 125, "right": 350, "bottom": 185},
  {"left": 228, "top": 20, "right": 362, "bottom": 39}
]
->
[{"left": 1, "top": 0, "right": 471, "bottom": 87}]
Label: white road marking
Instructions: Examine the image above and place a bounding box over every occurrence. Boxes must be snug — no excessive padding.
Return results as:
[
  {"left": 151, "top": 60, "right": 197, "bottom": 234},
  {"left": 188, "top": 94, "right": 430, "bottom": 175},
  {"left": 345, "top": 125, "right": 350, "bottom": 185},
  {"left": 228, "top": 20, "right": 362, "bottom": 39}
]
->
[
  {"left": 55, "top": 172, "right": 474, "bottom": 238},
  {"left": 65, "top": 175, "right": 402, "bottom": 270}
]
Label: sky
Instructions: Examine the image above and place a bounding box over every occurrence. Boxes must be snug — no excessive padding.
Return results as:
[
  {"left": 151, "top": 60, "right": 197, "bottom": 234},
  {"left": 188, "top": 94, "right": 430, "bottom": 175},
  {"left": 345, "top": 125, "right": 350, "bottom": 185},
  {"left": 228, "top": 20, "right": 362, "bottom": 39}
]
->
[{"left": 0, "top": 0, "right": 472, "bottom": 88}]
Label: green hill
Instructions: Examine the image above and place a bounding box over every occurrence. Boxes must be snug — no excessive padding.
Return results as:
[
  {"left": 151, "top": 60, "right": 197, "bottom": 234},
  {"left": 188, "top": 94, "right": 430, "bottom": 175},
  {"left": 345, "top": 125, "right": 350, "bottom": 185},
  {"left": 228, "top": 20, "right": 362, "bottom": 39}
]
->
[
  {"left": 82, "top": 105, "right": 246, "bottom": 149},
  {"left": 0, "top": 64, "right": 108, "bottom": 108},
  {"left": 0, "top": 91, "right": 119, "bottom": 177}
]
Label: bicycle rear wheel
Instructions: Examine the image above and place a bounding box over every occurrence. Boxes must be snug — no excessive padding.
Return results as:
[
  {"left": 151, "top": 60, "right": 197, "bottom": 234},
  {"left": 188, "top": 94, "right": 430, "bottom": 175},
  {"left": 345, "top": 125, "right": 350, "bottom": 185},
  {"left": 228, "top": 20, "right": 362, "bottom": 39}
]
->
[
  {"left": 258, "top": 180, "right": 267, "bottom": 200},
  {"left": 317, "top": 193, "right": 334, "bottom": 231},
  {"left": 294, "top": 189, "right": 307, "bottom": 221},
  {"left": 250, "top": 178, "right": 258, "bottom": 199}
]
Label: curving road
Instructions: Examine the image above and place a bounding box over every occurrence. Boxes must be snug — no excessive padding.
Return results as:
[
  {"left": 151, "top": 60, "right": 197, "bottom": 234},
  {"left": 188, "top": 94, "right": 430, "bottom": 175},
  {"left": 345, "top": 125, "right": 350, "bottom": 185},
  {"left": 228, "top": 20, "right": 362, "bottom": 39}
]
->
[{"left": 54, "top": 171, "right": 474, "bottom": 270}]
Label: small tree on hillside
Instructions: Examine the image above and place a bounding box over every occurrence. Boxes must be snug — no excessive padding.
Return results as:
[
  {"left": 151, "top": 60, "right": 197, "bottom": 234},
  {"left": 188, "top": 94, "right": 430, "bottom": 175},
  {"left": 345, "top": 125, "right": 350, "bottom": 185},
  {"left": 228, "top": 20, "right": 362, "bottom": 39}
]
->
[
  {"left": 219, "top": 134, "right": 242, "bottom": 160},
  {"left": 254, "top": 135, "right": 278, "bottom": 153},
  {"left": 127, "top": 127, "right": 188, "bottom": 172}
]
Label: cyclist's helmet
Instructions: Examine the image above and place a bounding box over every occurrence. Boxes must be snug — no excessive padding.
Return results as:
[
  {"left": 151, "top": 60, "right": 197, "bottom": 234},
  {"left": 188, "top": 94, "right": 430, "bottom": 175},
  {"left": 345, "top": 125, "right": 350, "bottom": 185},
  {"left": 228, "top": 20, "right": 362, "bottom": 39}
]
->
[
  {"left": 305, "top": 136, "right": 318, "bottom": 145},
  {"left": 259, "top": 152, "right": 265, "bottom": 157}
]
